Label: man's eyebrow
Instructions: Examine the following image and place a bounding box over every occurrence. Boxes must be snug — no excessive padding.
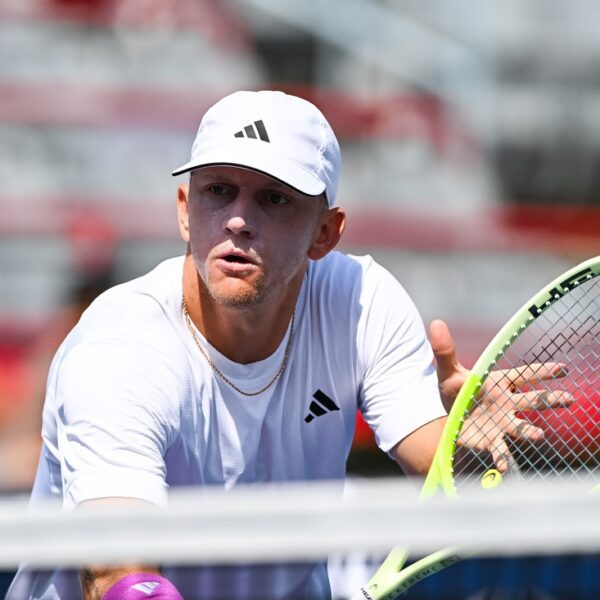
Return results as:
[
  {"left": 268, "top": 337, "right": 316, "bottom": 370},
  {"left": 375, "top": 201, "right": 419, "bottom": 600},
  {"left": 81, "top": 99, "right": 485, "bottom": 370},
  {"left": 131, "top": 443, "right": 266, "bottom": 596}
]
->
[
  {"left": 193, "top": 170, "right": 234, "bottom": 182},
  {"left": 263, "top": 181, "right": 292, "bottom": 192},
  {"left": 193, "top": 171, "right": 295, "bottom": 194}
]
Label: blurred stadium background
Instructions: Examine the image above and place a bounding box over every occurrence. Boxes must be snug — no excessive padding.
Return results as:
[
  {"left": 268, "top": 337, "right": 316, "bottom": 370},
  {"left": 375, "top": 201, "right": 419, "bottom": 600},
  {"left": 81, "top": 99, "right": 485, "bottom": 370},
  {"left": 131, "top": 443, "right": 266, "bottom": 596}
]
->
[{"left": 0, "top": 0, "right": 599, "bottom": 598}]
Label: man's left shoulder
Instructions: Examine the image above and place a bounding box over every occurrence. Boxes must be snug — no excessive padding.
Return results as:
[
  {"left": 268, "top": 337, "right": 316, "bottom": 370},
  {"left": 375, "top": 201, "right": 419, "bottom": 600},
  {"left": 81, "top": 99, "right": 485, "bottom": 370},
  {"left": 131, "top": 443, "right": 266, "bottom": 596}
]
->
[
  {"left": 312, "top": 252, "right": 395, "bottom": 293},
  {"left": 312, "top": 251, "right": 377, "bottom": 279}
]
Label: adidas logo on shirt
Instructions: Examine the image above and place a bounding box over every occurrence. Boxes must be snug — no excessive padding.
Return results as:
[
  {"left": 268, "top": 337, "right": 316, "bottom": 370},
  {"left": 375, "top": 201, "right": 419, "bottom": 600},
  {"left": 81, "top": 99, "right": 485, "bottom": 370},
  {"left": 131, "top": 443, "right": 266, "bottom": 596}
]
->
[
  {"left": 234, "top": 119, "right": 270, "bottom": 142},
  {"left": 304, "top": 390, "right": 340, "bottom": 423}
]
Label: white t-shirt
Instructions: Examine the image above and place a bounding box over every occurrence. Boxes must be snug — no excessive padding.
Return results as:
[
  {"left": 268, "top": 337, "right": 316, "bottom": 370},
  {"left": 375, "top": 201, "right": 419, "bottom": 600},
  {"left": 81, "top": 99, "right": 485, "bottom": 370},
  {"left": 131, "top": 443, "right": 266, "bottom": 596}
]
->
[{"left": 8, "top": 252, "right": 445, "bottom": 600}]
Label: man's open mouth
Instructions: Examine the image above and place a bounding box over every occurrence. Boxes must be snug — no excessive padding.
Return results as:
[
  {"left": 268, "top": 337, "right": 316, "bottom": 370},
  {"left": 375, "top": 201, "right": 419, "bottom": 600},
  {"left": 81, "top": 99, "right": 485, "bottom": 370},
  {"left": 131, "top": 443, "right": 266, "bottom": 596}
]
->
[{"left": 223, "top": 255, "right": 251, "bottom": 264}]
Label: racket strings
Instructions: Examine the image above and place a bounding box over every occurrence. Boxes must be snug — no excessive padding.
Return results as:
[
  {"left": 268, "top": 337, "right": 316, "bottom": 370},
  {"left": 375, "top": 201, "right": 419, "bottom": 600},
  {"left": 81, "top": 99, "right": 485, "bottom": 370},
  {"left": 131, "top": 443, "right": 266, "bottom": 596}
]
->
[{"left": 453, "top": 276, "right": 599, "bottom": 492}]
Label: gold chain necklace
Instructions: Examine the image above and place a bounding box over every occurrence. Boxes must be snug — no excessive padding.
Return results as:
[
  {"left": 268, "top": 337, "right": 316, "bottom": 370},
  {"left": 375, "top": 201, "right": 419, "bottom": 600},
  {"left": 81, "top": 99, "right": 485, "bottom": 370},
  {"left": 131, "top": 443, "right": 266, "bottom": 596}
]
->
[{"left": 182, "top": 299, "right": 295, "bottom": 397}]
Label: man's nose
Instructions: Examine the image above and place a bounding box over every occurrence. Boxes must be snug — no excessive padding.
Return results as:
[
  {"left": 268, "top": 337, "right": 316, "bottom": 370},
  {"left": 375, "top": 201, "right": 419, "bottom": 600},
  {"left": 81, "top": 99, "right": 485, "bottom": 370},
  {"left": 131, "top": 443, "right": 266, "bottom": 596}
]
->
[{"left": 224, "top": 194, "right": 257, "bottom": 238}]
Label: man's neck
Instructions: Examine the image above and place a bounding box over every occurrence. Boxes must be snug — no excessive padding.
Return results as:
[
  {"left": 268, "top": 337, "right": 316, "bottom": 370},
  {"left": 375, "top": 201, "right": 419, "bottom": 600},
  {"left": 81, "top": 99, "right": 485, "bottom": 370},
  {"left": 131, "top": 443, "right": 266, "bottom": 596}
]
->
[{"left": 182, "top": 257, "right": 303, "bottom": 364}]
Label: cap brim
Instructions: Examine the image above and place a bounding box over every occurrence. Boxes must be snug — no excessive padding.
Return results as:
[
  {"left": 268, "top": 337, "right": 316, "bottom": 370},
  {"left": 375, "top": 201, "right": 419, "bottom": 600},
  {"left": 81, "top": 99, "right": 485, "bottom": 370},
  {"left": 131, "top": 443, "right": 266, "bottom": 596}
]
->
[{"left": 171, "top": 141, "right": 325, "bottom": 197}]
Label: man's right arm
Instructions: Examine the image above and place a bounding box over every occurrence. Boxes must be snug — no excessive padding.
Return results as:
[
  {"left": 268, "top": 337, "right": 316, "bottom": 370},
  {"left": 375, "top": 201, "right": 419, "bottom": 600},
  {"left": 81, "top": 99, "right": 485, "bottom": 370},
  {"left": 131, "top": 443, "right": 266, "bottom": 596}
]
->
[{"left": 78, "top": 499, "right": 167, "bottom": 600}]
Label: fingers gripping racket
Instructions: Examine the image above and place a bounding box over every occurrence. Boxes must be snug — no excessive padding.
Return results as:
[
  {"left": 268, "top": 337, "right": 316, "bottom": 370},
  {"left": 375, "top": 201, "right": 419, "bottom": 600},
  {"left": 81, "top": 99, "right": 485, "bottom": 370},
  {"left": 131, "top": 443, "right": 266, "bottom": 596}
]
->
[{"left": 351, "top": 255, "right": 600, "bottom": 600}]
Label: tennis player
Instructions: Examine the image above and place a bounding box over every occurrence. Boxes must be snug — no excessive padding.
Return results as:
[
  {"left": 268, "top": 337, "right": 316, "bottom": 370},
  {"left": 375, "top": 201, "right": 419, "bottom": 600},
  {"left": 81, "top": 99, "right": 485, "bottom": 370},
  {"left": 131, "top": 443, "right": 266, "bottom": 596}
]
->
[{"left": 6, "top": 90, "right": 548, "bottom": 600}]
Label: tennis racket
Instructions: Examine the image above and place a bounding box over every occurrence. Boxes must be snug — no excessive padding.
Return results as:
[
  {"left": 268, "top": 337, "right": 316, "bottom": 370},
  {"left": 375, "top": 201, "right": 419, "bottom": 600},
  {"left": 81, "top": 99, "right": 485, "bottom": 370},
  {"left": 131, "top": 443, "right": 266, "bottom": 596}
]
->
[{"left": 351, "top": 255, "right": 600, "bottom": 600}]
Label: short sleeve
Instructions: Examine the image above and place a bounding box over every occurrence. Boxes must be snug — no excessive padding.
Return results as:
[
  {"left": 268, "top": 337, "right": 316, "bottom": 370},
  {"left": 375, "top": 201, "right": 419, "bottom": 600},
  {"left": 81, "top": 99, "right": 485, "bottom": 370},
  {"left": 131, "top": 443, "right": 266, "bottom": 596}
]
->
[
  {"left": 357, "top": 262, "right": 446, "bottom": 452},
  {"left": 54, "top": 339, "right": 181, "bottom": 509}
]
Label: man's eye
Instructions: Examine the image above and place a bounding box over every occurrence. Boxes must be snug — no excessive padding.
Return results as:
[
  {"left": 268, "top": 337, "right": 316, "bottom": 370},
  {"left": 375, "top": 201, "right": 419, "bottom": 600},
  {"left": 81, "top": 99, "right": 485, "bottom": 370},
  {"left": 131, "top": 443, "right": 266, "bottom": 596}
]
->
[
  {"left": 209, "top": 185, "right": 227, "bottom": 195},
  {"left": 268, "top": 192, "right": 289, "bottom": 205}
]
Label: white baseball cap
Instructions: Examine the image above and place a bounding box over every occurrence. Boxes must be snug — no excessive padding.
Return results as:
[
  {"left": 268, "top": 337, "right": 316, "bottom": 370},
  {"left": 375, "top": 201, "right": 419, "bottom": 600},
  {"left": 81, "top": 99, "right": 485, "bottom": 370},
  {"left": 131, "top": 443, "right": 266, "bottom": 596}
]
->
[{"left": 172, "top": 90, "right": 341, "bottom": 207}]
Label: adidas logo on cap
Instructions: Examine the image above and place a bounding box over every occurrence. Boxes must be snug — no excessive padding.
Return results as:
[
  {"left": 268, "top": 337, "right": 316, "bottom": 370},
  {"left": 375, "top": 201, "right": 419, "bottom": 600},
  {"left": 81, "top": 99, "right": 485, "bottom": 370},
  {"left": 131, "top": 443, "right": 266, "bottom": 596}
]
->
[{"left": 234, "top": 120, "right": 270, "bottom": 142}]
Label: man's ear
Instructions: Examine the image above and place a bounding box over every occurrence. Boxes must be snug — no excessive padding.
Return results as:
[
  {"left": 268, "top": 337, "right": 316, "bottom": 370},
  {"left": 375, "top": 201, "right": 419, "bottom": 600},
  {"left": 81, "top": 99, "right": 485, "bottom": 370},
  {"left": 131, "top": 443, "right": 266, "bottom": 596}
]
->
[
  {"left": 307, "top": 208, "right": 346, "bottom": 260},
  {"left": 177, "top": 184, "right": 190, "bottom": 242}
]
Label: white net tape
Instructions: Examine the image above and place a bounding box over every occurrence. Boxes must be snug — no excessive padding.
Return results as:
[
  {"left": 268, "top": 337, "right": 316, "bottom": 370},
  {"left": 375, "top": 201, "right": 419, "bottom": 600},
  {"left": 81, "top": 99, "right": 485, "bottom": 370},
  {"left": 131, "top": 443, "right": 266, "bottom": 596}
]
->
[{"left": 1, "top": 476, "right": 598, "bottom": 568}]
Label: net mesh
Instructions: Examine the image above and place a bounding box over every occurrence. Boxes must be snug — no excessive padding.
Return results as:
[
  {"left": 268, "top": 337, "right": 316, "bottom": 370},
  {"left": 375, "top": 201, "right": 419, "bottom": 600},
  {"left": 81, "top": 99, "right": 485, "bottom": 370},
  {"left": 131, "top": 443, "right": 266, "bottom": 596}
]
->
[{"left": 1, "top": 478, "right": 600, "bottom": 599}]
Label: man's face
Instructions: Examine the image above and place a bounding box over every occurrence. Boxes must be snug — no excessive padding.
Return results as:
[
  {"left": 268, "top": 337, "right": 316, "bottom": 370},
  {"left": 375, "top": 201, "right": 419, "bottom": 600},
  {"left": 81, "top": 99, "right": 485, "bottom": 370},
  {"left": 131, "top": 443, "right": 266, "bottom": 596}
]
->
[{"left": 181, "top": 166, "right": 326, "bottom": 310}]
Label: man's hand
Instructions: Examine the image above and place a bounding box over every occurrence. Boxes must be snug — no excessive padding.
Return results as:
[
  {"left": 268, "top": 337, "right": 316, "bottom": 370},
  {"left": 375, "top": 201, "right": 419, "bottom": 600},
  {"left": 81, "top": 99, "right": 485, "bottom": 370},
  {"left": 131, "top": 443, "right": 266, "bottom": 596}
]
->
[
  {"left": 429, "top": 319, "right": 574, "bottom": 472},
  {"left": 460, "top": 362, "right": 573, "bottom": 472}
]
